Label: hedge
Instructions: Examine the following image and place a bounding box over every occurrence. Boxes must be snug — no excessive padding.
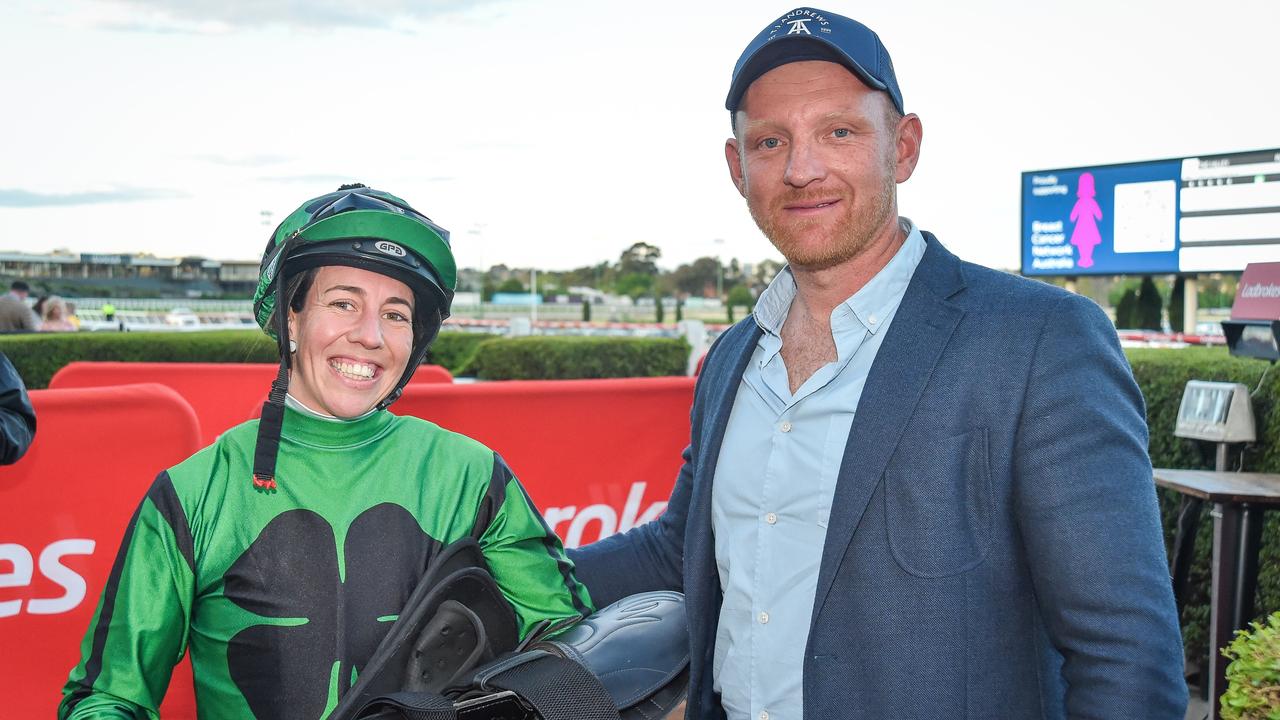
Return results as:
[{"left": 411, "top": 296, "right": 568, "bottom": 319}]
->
[
  {"left": 1126, "top": 346, "right": 1280, "bottom": 669},
  {"left": 0, "top": 330, "right": 501, "bottom": 388},
  {"left": 466, "top": 336, "right": 689, "bottom": 380},
  {"left": 426, "top": 332, "right": 500, "bottom": 376}
]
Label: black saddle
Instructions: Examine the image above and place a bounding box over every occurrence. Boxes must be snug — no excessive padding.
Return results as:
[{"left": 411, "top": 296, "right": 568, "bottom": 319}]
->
[{"left": 331, "top": 538, "right": 688, "bottom": 720}]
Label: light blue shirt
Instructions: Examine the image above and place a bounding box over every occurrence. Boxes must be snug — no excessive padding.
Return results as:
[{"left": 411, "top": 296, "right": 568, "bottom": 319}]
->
[{"left": 710, "top": 220, "right": 927, "bottom": 720}]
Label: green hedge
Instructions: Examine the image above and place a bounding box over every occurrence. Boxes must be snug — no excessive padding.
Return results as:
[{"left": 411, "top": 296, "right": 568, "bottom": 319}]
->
[
  {"left": 0, "top": 330, "right": 503, "bottom": 388},
  {"left": 0, "top": 331, "right": 279, "bottom": 389},
  {"left": 1126, "top": 346, "right": 1280, "bottom": 669},
  {"left": 427, "top": 332, "right": 500, "bottom": 376},
  {"left": 466, "top": 336, "right": 689, "bottom": 380}
]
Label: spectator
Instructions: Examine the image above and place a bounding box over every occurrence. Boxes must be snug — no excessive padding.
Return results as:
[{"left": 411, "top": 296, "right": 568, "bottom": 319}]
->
[
  {"left": 0, "top": 281, "right": 38, "bottom": 332},
  {"left": 0, "top": 352, "right": 36, "bottom": 465},
  {"left": 40, "top": 296, "right": 77, "bottom": 332},
  {"left": 32, "top": 295, "right": 48, "bottom": 323},
  {"left": 65, "top": 301, "right": 81, "bottom": 330}
]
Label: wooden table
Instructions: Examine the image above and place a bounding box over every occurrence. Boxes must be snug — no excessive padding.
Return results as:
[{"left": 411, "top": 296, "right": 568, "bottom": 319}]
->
[{"left": 1154, "top": 468, "right": 1280, "bottom": 720}]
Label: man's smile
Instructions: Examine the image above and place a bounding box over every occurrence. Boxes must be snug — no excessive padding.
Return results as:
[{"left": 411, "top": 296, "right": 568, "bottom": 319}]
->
[{"left": 783, "top": 198, "right": 842, "bottom": 215}]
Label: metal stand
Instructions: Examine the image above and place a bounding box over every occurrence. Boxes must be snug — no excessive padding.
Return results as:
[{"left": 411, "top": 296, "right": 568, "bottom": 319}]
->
[{"left": 1156, "top": 468, "right": 1280, "bottom": 720}]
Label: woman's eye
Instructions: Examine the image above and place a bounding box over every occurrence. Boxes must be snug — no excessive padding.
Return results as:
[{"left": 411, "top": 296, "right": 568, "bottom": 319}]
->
[
  {"left": 331, "top": 300, "right": 355, "bottom": 311},
  {"left": 385, "top": 311, "right": 411, "bottom": 323},
  {"left": 759, "top": 137, "right": 781, "bottom": 150}
]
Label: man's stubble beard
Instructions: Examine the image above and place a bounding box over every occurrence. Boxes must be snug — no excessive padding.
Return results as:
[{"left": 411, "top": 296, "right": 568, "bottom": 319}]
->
[{"left": 747, "top": 153, "right": 898, "bottom": 272}]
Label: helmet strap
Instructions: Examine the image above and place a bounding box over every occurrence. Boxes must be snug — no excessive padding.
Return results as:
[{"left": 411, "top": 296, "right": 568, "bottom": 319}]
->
[{"left": 251, "top": 270, "right": 294, "bottom": 492}]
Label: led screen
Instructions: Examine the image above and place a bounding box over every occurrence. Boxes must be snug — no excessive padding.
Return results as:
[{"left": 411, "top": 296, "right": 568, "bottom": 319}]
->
[{"left": 1022, "top": 149, "right": 1280, "bottom": 276}]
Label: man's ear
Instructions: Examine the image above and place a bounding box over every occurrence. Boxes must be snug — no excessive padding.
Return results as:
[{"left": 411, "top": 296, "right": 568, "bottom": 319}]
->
[
  {"left": 725, "top": 137, "right": 747, "bottom": 198},
  {"left": 894, "top": 113, "right": 923, "bottom": 183}
]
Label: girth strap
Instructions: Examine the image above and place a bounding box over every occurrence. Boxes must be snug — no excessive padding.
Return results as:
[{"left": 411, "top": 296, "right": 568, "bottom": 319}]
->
[
  {"left": 469, "top": 651, "right": 620, "bottom": 720},
  {"left": 352, "top": 691, "right": 457, "bottom": 720}
]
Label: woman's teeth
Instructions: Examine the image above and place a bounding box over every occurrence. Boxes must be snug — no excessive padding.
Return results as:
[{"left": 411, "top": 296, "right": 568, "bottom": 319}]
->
[{"left": 331, "top": 360, "right": 375, "bottom": 380}]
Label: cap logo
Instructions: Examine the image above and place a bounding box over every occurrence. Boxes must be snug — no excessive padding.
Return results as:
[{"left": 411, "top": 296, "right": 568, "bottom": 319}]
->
[
  {"left": 785, "top": 18, "right": 812, "bottom": 35},
  {"left": 375, "top": 241, "right": 407, "bottom": 258},
  {"left": 769, "top": 9, "right": 830, "bottom": 39}
]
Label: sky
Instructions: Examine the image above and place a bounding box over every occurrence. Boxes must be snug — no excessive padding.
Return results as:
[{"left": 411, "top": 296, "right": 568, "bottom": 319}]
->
[{"left": 1, "top": 0, "right": 1276, "bottom": 273}]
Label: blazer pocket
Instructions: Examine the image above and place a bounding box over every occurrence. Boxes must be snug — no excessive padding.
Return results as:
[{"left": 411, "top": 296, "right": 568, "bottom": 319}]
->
[{"left": 884, "top": 427, "right": 993, "bottom": 578}]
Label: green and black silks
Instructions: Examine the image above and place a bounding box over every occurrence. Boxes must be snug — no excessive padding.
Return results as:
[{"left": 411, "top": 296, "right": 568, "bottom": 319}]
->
[{"left": 59, "top": 406, "right": 592, "bottom": 720}]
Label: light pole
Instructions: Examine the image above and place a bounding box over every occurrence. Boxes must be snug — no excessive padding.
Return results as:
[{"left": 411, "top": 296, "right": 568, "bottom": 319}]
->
[
  {"left": 530, "top": 267, "right": 537, "bottom": 330},
  {"left": 713, "top": 238, "right": 725, "bottom": 299}
]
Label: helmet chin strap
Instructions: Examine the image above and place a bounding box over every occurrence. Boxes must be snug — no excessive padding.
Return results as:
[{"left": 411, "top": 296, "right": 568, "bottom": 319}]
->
[{"left": 251, "top": 270, "right": 295, "bottom": 492}]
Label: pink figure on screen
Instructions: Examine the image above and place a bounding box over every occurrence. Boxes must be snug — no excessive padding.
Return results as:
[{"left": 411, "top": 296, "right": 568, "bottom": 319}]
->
[{"left": 1069, "top": 172, "right": 1103, "bottom": 268}]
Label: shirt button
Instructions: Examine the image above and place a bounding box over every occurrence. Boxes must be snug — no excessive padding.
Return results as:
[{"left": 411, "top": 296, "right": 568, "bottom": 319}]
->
[
  {"left": 765, "top": 512, "right": 777, "bottom": 525},
  {"left": 760, "top": 712, "right": 770, "bottom": 720},
  {"left": 779, "top": 421, "right": 792, "bottom": 433},
  {"left": 759, "top": 611, "right": 770, "bottom": 624},
  {"left": 868, "top": 313, "right": 878, "bottom": 325}
]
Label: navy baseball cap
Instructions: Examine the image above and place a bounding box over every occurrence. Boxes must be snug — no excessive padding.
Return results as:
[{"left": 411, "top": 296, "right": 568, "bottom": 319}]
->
[{"left": 726, "top": 7, "right": 904, "bottom": 116}]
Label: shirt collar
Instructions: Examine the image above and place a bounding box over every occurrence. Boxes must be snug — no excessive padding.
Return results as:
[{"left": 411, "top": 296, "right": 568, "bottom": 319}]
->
[{"left": 754, "top": 217, "right": 927, "bottom": 338}]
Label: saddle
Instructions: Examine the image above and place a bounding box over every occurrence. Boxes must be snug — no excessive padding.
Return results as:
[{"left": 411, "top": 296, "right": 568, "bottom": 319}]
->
[{"left": 329, "top": 538, "right": 688, "bottom": 720}]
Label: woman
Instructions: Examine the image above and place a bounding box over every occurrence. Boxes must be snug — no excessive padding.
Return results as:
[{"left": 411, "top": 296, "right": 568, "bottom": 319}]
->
[
  {"left": 40, "top": 295, "right": 77, "bottom": 332},
  {"left": 59, "top": 185, "right": 593, "bottom": 719}
]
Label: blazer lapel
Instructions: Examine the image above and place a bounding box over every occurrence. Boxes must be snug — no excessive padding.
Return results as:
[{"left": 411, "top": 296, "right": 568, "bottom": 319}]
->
[
  {"left": 694, "top": 321, "right": 762, "bottom": 479},
  {"left": 811, "top": 234, "right": 967, "bottom": 620}
]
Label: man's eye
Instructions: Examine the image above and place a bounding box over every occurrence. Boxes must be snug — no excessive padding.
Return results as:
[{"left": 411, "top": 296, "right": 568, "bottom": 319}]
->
[
  {"left": 832, "top": 128, "right": 851, "bottom": 138},
  {"left": 758, "top": 137, "right": 781, "bottom": 149}
]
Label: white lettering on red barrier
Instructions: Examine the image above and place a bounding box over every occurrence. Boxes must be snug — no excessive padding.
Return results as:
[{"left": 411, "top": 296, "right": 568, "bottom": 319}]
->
[
  {"left": 543, "top": 481, "right": 667, "bottom": 549},
  {"left": 0, "top": 540, "right": 96, "bottom": 617}
]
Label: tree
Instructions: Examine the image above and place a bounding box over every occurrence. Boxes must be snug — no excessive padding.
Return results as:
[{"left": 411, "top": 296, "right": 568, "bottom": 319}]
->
[
  {"left": 615, "top": 273, "right": 653, "bottom": 300},
  {"left": 727, "top": 285, "right": 754, "bottom": 310},
  {"left": 497, "top": 278, "right": 526, "bottom": 294},
  {"left": 1168, "top": 276, "right": 1185, "bottom": 334},
  {"left": 653, "top": 290, "right": 665, "bottom": 323},
  {"left": 1136, "top": 276, "right": 1163, "bottom": 331},
  {"left": 753, "top": 259, "right": 784, "bottom": 288},
  {"left": 1115, "top": 288, "right": 1139, "bottom": 328},
  {"left": 672, "top": 257, "right": 721, "bottom": 297},
  {"left": 618, "top": 242, "right": 661, "bottom": 277}
]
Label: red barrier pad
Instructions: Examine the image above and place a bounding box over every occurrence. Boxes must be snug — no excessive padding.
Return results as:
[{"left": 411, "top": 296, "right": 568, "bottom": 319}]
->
[
  {"left": 0, "top": 384, "right": 203, "bottom": 718},
  {"left": 49, "top": 361, "right": 452, "bottom": 447},
  {"left": 393, "top": 377, "right": 695, "bottom": 548}
]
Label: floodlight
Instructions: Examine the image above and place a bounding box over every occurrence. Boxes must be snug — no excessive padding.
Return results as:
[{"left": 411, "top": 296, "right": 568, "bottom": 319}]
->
[{"left": 1174, "top": 381, "right": 1256, "bottom": 443}]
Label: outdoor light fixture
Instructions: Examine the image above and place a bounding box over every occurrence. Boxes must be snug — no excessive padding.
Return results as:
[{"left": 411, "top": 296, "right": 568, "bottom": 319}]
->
[{"left": 1174, "top": 381, "right": 1256, "bottom": 445}]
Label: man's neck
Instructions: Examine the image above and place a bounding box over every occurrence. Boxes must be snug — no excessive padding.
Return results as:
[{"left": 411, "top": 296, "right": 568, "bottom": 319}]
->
[{"left": 789, "top": 218, "right": 907, "bottom": 322}]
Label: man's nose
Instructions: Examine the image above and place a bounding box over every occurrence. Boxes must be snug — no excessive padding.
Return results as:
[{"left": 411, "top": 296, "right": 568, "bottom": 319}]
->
[{"left": 784, "top": 138, "right": 827, "bottom": 188}]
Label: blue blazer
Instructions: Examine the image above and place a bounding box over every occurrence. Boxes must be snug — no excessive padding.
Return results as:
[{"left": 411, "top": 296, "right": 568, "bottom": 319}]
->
[{"left": 570, "top": 234, "right": 1187, "bottom": 719}]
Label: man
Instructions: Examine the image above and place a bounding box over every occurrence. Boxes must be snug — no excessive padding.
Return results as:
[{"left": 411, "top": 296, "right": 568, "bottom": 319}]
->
[
  {"left": 569, "top": 8, "right": 1186, "bottom": 719},
  {"left": 0, "top": 280, "right": 38, "bottom": 332},
  {"left": 0, "top": 352, "right": 36, "bottom": 464}
]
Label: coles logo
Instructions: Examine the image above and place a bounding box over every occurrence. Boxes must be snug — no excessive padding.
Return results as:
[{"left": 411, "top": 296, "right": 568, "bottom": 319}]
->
[
  {"left": 0, "top": 539, "right": 96, "bottom": 617},
  {"left": 543, "top": 481, "right": 667, "bottom": 549},
  {"left": 374, "top": 241, "right": 407, "bottom": 258}
]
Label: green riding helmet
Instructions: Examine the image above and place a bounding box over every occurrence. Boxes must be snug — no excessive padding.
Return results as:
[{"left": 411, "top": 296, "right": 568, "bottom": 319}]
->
[
  {"left": 253, "top": 184, "right": 456, "bottom": 402},
  {"left": 249, "top": 184, "right": 456, "bottom": 491}
]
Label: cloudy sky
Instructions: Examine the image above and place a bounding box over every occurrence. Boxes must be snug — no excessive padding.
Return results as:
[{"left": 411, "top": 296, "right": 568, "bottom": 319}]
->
[{"left": 1, "top": 0, "right": 1276, "bottom": 272}]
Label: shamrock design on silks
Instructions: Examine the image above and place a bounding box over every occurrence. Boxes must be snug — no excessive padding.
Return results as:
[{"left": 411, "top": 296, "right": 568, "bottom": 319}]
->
[{"left": 223, "top": 503, "right": 442, "bottom": 719}]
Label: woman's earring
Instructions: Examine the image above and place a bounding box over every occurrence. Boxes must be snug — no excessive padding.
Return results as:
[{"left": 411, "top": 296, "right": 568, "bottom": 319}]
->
[{"left": 289, "top": 339, "right": 297, "bottom": 353}]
